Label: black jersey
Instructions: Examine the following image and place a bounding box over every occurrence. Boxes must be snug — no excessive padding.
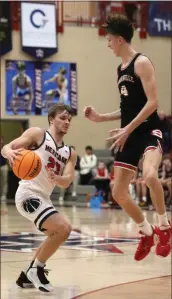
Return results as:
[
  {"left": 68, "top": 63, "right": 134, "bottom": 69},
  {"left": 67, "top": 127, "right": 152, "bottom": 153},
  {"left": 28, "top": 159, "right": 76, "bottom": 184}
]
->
[{"left": 117, "top": 53, "right": 161, "bottom": 134}]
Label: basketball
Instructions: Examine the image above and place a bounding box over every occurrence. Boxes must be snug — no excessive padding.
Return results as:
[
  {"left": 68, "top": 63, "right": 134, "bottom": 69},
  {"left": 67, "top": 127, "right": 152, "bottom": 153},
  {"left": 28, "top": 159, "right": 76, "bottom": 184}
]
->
[{"left": 12, "top": 149, "right": 42, "bottom": 180}]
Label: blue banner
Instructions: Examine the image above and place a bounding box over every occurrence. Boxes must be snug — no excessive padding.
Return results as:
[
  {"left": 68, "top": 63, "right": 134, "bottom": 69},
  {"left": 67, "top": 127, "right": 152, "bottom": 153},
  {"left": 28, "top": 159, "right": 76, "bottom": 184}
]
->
[
  {"left": 148, "top": 2, "right": 172, "bottom": 37},
  {"left": 5, "top": 60, "right": 78, "bottom": 116}
]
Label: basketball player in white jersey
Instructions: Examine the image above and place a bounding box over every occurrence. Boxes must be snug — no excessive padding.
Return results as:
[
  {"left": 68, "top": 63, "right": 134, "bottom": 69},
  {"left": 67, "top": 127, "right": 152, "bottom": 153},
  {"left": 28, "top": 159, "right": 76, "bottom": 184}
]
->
[
  {"left": 1, "top": 104, "right": 77, "bottom": 292},
  {"left": 44, "top": 67, "right": 68, "bottom": 105}
]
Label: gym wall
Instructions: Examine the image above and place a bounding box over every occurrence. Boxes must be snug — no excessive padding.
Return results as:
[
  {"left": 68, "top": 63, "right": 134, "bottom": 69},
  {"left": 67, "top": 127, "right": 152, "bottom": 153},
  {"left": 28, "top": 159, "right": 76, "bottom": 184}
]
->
[{"left": 1, "top": 27, "right": 171, "bottom": 155}]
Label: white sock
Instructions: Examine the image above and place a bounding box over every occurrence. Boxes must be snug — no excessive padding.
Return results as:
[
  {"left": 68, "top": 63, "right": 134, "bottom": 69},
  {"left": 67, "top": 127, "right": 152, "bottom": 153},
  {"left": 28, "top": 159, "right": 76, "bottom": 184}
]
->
[
  {"left": 24, "top": 260, "right": 34, "bottom": 274},
  {"left": 142, "top": 196, "right": 147, "bottom": 203},
  {"left": 33, "top": 258, "right": 45, "bottom": 268},
  {"left": 157, "top": 212, "right": 169, "bottom": 230},
  {"left": 138, "top": 218, "right": 153, "bottom": 236},
  {"left": 136, "top": 197, "right": 140, "bottom": 204}
]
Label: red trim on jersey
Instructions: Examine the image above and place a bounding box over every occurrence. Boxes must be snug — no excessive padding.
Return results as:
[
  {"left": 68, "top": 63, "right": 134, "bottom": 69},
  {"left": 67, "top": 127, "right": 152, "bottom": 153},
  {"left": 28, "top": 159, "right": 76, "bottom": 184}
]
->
[
  {"left": 151, "top": 129, "right": 162, "bottom": 139},
  {"left": 114, "top": 162, "right": 137, "bottom": 172},
  {"left": 144, "top": 146, "right": 157, "bottom": 153}
]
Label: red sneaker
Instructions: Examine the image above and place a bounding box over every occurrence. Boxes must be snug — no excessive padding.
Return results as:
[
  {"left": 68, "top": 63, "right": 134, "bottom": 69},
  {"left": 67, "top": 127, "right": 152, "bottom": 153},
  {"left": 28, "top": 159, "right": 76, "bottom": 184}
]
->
[
  {"left": 156, "top": 224, "right": 172, "bottom": 258},
  {"left": 134, "top": 227, "right": 157, "bottom": 261}
]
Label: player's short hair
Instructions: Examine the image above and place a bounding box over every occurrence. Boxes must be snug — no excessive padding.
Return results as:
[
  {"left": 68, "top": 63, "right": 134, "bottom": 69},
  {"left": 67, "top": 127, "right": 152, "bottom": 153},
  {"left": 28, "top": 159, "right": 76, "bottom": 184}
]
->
[
  {"left": 101, "top": 13, "right": 134, "bottom": 43},
  {"left": 48, "top": 103, "right": 74, "bottom": 124},
  {"left": 60, "top": 67, "right": 66, "bottom": 75},
  {"left": 17, "top": 61, "right": 26, "bottom": 71}
]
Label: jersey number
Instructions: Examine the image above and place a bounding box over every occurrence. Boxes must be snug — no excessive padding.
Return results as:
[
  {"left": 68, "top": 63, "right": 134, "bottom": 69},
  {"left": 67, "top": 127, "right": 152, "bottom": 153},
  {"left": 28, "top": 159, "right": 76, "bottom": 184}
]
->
[
  {"left": 47, "top": 156, "right": 60, "bottom": 175},
  {"left": 121, "top": 85, "right": 128, "bottom": 96}
]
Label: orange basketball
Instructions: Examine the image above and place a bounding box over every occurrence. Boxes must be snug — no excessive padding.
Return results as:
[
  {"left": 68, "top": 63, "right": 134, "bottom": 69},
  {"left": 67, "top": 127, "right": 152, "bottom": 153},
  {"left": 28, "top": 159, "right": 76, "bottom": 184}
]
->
[{"left": 12, "top": 149, "right": 42, "bottom": 180}]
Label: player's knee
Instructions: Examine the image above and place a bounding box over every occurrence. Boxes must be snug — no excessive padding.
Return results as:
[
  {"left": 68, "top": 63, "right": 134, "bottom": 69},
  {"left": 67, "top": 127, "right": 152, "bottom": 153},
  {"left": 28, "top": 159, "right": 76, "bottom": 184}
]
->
[
  {"left": 112, "top": 185, "right": 128, "bottom": 204},
  {"left": 143, "top": 169, "right": 158, "bottom": 187},
  {"left": 55, "top": 221, "right": 72, "bottom": 240}
]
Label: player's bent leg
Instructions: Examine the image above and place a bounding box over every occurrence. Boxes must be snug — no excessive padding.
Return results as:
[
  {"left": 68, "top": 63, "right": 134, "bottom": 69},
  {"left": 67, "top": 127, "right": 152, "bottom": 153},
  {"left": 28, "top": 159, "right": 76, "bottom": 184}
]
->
[
  {"left": 112, "top": 167, "right": 156, "bottom": 261},
  {"left": 27, "top": 213, "right": 72, "bottom": 292},
  {"left": 16, "top": 231, "right": 51, "bottom": 289},
  {"left": 143, "top": 149, "right": 172, "bottom": 258}
]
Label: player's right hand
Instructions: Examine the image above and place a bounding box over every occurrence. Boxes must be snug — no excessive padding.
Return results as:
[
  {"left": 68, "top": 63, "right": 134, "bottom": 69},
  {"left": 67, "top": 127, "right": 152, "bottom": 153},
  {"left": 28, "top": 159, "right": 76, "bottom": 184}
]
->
[
  {"left": 84, "top": 106, "right": 100, "bottom": 122},
  {"left": 5, "top": 149, "right": 23, "bottom": 167}
]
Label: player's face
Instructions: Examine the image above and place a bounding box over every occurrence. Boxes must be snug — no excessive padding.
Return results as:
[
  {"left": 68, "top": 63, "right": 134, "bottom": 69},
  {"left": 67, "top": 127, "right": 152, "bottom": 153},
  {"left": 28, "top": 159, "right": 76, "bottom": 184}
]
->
[
  {"left": 53, "top": 111, "right": 72, "bottom": 134},
  {"left": 107, "top": 34, "right": 124, "bottom": 57}
]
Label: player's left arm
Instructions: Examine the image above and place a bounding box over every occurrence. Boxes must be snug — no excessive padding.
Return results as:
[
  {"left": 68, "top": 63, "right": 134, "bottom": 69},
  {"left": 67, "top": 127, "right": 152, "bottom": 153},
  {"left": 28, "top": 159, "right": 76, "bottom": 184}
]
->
[
  {"left": 46, "top": 149, "right": 77, "bottom": 188},
  {"left": 126, "top": 56, "right": 158, "bottom": 134}
]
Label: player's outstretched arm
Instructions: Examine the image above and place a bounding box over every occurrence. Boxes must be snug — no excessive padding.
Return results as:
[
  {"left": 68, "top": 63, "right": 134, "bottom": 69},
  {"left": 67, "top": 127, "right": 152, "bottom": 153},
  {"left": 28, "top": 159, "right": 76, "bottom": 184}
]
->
[
  {"left": 84, "top": 106, "right": 121, "bottom": 122},
  {"left": 126, "top": 56, "right": 158, "bottom": 134},
  {"left": 46, "top": 149, "right": 77, "bottom": 188},
  {"left": 45, "top": 75, "right": 57, "bottom": 84},
  {"left": 1, "top": 127, "right": 44, "bottom": 166}
]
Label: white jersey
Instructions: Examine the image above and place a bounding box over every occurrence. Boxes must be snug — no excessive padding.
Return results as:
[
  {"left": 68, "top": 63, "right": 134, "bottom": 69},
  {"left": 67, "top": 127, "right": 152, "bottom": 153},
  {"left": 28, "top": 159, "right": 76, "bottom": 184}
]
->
[{"left": 18, "top": 131, "right": 71, "bottom": 198}]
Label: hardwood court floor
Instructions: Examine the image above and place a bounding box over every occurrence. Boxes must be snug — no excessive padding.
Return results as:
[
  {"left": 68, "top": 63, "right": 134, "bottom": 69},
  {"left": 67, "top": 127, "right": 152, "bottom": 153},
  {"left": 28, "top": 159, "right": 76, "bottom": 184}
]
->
[{"left": 1, "top": 204, "right": 171, "bottom": 299}]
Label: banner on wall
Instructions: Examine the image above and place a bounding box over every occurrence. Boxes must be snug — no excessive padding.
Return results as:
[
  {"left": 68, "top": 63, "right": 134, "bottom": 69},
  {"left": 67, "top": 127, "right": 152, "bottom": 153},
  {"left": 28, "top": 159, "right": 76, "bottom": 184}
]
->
[
  {"left": 5, "top": 60, "right": 78, "bottom": 116},
  {"left": 0, "top": 2, "right": 12, "bottom": 56},
  {"left": 21, "top": 2, "right": 57, "bottom": 59},
  {"left": 148, "top": 2, "right": 172, "bottom": 37}
]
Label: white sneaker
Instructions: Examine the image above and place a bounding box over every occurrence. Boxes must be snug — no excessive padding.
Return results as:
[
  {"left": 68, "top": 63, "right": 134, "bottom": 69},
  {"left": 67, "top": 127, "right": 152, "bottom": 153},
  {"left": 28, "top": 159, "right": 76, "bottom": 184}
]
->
[{"left": 27, "top": 267, "right": 53, "bottom": 292}]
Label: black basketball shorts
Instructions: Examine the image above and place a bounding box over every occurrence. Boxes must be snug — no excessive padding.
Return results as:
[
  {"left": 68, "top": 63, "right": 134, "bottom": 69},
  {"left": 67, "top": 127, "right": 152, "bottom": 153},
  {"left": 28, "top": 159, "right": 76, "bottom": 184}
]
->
[{"left": 114, "top": 129, "right": 163, "bottom": 172}]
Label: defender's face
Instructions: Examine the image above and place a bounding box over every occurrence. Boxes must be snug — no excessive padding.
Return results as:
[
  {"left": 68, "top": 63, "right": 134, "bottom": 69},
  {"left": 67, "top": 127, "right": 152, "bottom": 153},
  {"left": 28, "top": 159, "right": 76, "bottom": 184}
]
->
[
  {"left": 53, "top": 111, "right": 72, "bottom": 134},
  {"left": 106, "top": 34, "right": 124, "bottom": 57}
]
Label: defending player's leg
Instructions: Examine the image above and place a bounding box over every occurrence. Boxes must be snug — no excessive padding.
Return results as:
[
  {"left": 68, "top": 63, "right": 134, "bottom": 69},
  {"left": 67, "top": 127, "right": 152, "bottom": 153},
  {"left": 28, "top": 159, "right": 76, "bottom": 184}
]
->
[
  {"left": 26, "top": 213, "right": 71, "bottom": 292},
  {"left": 112, "top": 167, "right": 156, "bottom": 261},
  {"left": 143, "top": 148, "right": 171, "bottom": 257}
]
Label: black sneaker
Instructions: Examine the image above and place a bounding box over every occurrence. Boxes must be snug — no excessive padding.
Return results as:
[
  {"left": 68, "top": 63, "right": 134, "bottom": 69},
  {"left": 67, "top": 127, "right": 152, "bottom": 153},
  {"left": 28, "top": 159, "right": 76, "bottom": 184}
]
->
[
  {"left": 27, "top": 266, "right": 53, "bottom": 292},
  {"left": 16, "top": 261, "right": 34, "bottom": 288},
  {"left": 16, "top": 271, "right": 34, "bottom": 288}
]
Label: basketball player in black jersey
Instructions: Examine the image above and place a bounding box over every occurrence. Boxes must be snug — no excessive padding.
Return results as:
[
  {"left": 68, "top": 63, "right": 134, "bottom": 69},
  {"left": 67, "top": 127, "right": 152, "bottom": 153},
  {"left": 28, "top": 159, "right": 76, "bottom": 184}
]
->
[{"left": 84, "top": 13, "right": 171, "bottom": 261}]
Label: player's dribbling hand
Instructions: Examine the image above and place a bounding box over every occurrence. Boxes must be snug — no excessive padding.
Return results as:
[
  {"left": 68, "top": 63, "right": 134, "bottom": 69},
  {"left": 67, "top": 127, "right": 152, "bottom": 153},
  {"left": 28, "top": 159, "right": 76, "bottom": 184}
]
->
[
  {"left": 106, "top": 128, "right": 129, "bottom": 152},
  {"left": 6, "top": 148, "right": 23, "bottom": 167},
  {"left": 84, "top": 106, "right": 100, "bottom": 122}
]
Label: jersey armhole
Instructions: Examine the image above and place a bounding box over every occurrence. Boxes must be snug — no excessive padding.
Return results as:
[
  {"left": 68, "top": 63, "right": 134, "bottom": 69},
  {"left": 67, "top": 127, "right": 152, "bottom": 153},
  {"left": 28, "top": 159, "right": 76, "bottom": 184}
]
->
[
  {"left": 134, "top": 54, "right": 154, "bottom": 79},
  {"left": 68, "top": 146, "right": 72, "bottom": 160},
  {"left": 32, "top": 129, "right": 46, "bottom": 151}
]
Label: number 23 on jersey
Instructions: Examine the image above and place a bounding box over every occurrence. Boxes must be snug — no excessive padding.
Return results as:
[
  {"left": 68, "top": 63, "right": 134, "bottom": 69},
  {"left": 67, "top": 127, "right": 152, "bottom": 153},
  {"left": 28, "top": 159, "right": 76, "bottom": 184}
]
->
[{"left": 47, "top": 156, "right": 60, "bottom": 175}]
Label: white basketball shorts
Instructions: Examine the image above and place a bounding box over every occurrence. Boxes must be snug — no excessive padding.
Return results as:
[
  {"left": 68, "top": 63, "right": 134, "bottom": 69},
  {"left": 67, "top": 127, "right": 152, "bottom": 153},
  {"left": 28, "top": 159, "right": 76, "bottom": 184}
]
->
[{"left": 15, "top": 188, "right": 58, "bottom": 232}]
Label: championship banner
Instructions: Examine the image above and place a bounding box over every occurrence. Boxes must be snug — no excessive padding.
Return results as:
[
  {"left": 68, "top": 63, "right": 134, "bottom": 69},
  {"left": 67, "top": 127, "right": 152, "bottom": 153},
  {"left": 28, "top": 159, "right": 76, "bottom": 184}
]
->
[
  {"left": 5, "top": 60, "right": 78, "bottom": 116},
  {"left": 21, "top": 2, "right": 57, "bottom": 59},
  {"left": 148, "top": 2, "right": 172, "bottom": 37},
  {"left": 0, "top": 2, "right": 12, "bottom": 56}
]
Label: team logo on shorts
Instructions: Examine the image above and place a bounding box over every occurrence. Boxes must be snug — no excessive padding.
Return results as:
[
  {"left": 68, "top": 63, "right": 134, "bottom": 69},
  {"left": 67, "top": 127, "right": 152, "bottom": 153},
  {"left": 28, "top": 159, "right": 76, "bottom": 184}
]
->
[{"left": 22, "top": 198, "right": 42, "bottom": 214}]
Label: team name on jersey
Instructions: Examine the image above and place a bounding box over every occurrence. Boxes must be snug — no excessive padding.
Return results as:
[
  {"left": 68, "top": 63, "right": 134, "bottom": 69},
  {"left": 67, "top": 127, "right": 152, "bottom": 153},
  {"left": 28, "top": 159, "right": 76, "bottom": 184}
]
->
[
  {"left": 118, "top": 75, "right": 134, "bottom": 85},
  {"left": 45, "top": 145, "right": 67, "bottom": 164}
]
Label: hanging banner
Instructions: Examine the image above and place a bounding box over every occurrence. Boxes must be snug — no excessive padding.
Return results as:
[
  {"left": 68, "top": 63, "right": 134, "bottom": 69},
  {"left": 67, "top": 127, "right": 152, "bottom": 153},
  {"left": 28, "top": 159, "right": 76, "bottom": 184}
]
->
[
  {"left": 148, "top": 2, "right": 172, "bottom": 37},
  {"left": 0, "top": 2, "right": 12, "bottom": 56},
  {"left": 21, "top": 2, "right": 58, "bottom": 59},
  {"left": 5, "top": 60, "right": 78, "bottom": 116}
]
